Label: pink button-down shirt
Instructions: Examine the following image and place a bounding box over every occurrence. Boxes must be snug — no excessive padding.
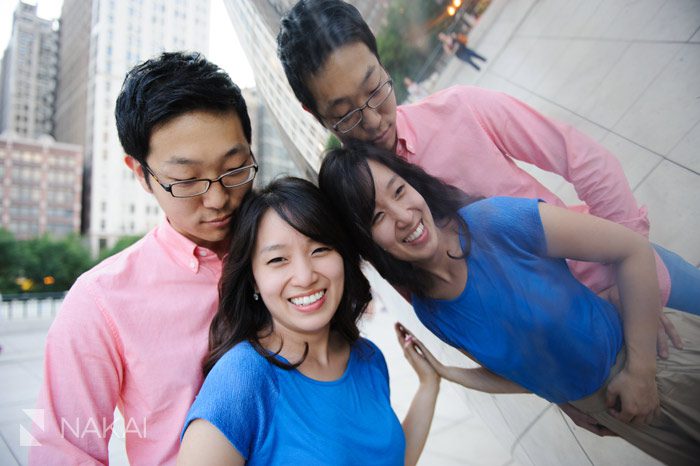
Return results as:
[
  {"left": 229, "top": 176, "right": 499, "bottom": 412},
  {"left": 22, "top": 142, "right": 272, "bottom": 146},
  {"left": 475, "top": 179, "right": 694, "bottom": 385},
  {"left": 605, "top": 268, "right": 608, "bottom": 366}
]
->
[
  {"left": 29, "top": 221, "right": 222, "bottom": 465},
  {"left": 395, "top": 85, "right": 670, "bottom": 303}
]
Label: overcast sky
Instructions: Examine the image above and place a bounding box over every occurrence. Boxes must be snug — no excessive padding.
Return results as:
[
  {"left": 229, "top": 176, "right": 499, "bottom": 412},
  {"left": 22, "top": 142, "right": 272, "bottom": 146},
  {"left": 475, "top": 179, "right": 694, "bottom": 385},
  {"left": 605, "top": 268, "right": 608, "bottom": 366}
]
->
[{"left": 0, "top": 0, "right": 256, "bottom": 88}]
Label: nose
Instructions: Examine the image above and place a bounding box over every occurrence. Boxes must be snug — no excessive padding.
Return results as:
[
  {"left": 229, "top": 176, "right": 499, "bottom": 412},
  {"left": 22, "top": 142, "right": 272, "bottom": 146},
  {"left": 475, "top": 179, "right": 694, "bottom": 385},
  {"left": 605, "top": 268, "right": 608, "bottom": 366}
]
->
[
  {"left": 290, "top": 255, "right": 316, "bottom": 288},
  {"left": 201, "top": 180, "right": 229, "bottom": 210},
  {"left": 391, "top": 203, "right": 413, "bottom": 229},
  {"left": 359, "top": 106, "right": 382, "bottom": 132}
]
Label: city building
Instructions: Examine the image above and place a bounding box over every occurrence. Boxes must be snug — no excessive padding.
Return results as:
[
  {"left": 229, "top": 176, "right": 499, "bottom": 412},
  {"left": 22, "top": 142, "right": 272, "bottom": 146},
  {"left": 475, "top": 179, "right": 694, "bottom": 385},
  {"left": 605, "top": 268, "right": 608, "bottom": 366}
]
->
[
  {"left": 241, "top": 87, "right": 301, "bottom": 187},
  {"left": 0, "top": 133, "right": 82, "bottom": 239},
  {"left": 221, "top": 1, "right": 391, "bottom": 179},
  {"left": 0, "top": 1, "right": 59, "bottom": 139},
  {"left": 223, "top": 0, "right": 328, "bottom": 179},
  {"left": 55, "top": 0, "right": 211, "bottom": 252}
]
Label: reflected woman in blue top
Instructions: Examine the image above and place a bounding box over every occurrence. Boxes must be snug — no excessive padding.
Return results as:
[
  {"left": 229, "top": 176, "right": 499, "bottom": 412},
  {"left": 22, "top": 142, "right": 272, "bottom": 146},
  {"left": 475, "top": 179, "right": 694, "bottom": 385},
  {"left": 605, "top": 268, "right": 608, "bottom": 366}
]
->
[
  {"left": 178, "top": 177, "right": 440, "bottom": 466},
  {"left": 319, "top": 143, "right": 700, "bottom": 465}
]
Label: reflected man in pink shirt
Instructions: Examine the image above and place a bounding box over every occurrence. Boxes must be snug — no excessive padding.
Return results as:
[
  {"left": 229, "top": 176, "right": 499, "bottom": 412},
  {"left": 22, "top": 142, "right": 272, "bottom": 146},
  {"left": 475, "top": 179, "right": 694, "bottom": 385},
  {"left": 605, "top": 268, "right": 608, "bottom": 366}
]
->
[
  {"left": 276, "top": 0, "right": 700, "bottom": 437},
  {"left": 30, "top": 52, "right": 258, "bottom": 465}
]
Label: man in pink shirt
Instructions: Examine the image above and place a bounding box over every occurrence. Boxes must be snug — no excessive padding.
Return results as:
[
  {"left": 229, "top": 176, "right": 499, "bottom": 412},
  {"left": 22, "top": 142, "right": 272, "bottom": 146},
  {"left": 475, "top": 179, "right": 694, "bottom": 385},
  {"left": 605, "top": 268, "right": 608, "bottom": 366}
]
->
[
  {"left": 277, "top": 0, "right": 699, "bottom": 435},
  {"left": 29, "top": 52, "right": 259, "bottom": 465}
]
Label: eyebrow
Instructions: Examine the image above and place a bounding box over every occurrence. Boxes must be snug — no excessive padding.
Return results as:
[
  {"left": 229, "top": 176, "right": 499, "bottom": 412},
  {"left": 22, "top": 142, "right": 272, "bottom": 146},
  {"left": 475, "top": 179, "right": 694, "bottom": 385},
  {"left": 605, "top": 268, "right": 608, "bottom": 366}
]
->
[
  {"left": 163, "top": 144, "right": 251, "bottom": 166},
  {"left": 327, "top": 64, "right": 377, "bottom": 112},
  {"left": 259, "top": 244, "right": 285, "bottom": 254},
  {"left": 385, "top": 174, "right": 399, "bottom": 192},
  {"left": 258, "top": 235, "right": 315, "bottom": 255}
]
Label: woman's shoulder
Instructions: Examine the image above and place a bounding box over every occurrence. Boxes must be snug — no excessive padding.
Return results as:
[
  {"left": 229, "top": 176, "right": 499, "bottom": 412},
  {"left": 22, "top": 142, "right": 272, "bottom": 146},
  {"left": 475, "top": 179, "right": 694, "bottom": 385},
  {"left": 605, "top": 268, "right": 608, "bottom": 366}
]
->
[
  {"left": 206, "top": 341, "right": 278, "bottom": 392},
  {"left": 352, "top": 337, "right": 383, "bottom": 360},
  {"left": 350, "top": 338, "right": 392, "bottom": 389},
  {"left": 352, "top": 337, "right": 389, "bottom": 373},
  {"left": 459, "top": 197, "right": 540, "bottom": 222},
  {"left": 185, "top": 342, "right": 279, "bottom": 458}
]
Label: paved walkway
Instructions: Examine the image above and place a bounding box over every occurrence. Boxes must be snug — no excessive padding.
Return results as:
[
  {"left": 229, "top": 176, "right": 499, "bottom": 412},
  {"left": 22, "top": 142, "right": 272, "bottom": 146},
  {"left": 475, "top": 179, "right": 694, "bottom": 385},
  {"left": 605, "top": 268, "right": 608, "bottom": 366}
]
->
[{"left": 435, "top": 0, "right": 700, "bottom": 265}]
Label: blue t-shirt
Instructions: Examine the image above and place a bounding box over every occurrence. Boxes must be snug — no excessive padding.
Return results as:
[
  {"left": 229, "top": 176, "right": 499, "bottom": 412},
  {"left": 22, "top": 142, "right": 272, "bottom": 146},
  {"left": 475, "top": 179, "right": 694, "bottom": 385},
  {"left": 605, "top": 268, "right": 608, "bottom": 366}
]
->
[
  {"left": 182, "top": 338, "right": 405, "bottom": 465},
  {"left": 413, "top": 197, "right": 623, "bottom": 403}
]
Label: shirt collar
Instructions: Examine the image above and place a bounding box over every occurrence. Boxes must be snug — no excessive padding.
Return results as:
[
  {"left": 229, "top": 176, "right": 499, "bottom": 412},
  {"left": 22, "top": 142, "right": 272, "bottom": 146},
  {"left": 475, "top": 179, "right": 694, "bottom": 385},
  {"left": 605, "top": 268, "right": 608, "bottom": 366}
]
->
[
  {"left": 156, "top": 220, "right": 219, "bottom": 274},
  {"left": 395, "top": 106, "right": 416, "bottom": 157}
]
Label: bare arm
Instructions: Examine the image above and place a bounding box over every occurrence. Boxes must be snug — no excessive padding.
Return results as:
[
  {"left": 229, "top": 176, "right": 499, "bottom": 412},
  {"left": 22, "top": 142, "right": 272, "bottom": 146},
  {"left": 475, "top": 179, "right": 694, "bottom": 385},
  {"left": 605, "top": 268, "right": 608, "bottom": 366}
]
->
[
  {"left": 178, "top": 419, "right": 245, "bottom": 466},
  {"left": 399, "top": 327, "right": 526, "bottom": 394},
  {"left": 443, "top": 366, "right": 528, "bottom": 394},
  {"left": 539, "top": 203, "right": 659, "bottom": 425},
  {"left": 395, "top": 324, "right": 440, "bottom": 466}
]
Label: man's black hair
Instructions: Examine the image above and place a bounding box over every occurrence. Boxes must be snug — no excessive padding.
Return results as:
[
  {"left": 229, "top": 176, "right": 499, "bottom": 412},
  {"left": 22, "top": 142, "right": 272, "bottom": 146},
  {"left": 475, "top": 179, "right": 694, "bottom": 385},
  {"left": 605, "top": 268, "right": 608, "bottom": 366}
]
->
[
  {"left": 277, "top": 0, "right": 379, "bottom": 120},
  {"left": 115, "top": 51, "right": 251, "bottom": 174}
]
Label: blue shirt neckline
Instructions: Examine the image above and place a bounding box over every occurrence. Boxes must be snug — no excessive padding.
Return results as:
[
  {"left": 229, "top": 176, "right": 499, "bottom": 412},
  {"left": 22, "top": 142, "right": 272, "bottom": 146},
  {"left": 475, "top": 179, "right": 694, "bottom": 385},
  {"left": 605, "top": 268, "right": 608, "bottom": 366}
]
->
[{"left": 271, "top": 341, "right": 358, "bottom": 386}]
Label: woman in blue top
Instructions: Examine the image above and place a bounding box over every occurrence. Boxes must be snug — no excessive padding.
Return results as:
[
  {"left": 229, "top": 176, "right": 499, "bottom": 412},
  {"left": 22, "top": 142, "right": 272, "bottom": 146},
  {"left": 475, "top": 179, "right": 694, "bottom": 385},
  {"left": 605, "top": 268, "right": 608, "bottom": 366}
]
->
[
  {"left": 318, "top": 143, "right": 700, "bottom": 465},
  {"left": 178, "top": 177, "right": 440, "bottom": 466}
]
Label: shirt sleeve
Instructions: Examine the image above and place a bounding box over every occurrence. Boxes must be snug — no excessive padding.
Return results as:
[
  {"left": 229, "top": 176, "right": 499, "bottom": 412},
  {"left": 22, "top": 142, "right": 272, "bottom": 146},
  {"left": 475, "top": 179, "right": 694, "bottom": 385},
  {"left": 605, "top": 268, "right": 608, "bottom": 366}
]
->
[
  {"left": 467, "top": 87, "right": 650, "bottom": 237},
  {"left": 29, "top": 277, "right": 124, "bottom": 466},
  {"left": 181, "top": 345, "right": 277, "bottom": 460},
  {"left": 464, "top": 197, "right": 547, "bottom": 257}
]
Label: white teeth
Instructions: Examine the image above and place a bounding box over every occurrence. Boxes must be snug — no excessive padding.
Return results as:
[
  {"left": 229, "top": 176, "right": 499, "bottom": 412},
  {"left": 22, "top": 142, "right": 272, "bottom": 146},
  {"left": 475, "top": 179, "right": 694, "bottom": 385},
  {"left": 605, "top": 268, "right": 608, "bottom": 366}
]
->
[
  {"left": 404, "top": 222, "right": 424, "bottom": 243},
  {"left": 290, "top": 290, "right": 325, "bottom": 306}
]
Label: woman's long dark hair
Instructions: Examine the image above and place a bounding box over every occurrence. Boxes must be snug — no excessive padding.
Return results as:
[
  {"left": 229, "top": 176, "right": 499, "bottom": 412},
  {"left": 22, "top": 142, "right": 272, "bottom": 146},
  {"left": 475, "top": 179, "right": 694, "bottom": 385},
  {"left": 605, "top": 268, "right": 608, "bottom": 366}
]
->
[
  {"left": 319, "top": 142, "right": 475, "bottom": 297},
  {"left": 203, "top": 177, "right": 372, "bottom": 376}
]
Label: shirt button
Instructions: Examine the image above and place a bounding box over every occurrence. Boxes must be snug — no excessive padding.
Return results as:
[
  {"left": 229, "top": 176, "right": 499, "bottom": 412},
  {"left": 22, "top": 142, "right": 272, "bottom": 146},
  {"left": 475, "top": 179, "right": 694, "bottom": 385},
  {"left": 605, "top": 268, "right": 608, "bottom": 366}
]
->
[
  {"left": 198, "top": 250, "right": 207, "bottom": 257},
  {"left": 189, "top": 260, "right": 196, "bottom": 269}
]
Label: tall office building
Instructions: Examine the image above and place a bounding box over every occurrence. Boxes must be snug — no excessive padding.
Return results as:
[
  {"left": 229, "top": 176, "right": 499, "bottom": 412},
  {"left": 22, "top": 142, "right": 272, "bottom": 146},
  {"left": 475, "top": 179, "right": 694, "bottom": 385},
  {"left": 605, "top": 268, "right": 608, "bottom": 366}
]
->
[
  {"left": 222, "top": 1, "right": 390, "bottom": 178},
  {"left": 55, "top": 0, "right": 211, "bottom": 252},
  {"left": 0, "top": 1, "right": 59, "bottom": 138},
  {"left": 223, "top": 0, "right": 328, "bottom": 178},
  {"left": 241, "top": 87, "right": 301, "bottom": 187}
]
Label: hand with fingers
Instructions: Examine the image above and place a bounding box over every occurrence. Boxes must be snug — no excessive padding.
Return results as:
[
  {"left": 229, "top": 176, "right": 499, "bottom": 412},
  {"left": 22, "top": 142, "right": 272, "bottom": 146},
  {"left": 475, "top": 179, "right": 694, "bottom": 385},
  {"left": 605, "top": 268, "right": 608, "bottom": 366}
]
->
[
  {"left": 657, "top": 312, "right": 683, "bottom": 358},
  {"left": 394, "top": 323, "right": 441, "bottom": 466},
  {"left": 605, "top": 368, "right": 660, "bottom": 426},
  {"left": 395, "top": 323, "right": 441, "bottom": 387}
]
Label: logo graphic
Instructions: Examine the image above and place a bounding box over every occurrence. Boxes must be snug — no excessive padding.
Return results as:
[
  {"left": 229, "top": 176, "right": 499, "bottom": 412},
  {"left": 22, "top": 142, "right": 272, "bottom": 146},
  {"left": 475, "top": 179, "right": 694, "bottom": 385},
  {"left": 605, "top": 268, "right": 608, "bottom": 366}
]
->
[
  {"left": 20, "top": 409, "right": 44, "bottom": 447},
  {"left": 18, "top": 409, "right": 148, "bottom": 447}
]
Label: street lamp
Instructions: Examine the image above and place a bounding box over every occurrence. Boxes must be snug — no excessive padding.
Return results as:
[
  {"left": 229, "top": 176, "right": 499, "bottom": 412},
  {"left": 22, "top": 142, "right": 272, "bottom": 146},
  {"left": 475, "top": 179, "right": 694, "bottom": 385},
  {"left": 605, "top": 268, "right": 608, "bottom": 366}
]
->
[{"left": 447, "top": 0, "right": 463, "bottom": 17}]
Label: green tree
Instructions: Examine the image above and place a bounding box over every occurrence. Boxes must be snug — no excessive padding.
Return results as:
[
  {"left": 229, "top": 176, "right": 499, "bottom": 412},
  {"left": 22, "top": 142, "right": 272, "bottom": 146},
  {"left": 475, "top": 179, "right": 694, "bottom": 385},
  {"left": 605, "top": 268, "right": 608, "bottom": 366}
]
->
[
  {"left": 0, "top": 232, "right": 143, "bottom": 294},
  {"left": 0, "top": 229, "right": 22, "bottom": 293},
  {"left": 376, "top": 0, "right": 447, "bottom": 103},
  {"left": 21, "top": 234, "right": 93, "bottom": 292},
  {"left": 325, "top": 134, "right": 341, "bottom": 151}
]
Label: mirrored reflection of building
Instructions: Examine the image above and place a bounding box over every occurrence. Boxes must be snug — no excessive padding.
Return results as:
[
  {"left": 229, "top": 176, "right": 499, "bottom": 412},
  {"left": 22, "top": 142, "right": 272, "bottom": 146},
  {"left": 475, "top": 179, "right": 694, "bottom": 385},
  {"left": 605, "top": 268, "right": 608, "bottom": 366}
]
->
[
  {"left": 242, "top": 87, "right": 301, "bottom": 187},
  {"left": 222, "top": 0, "right": 328, "bottom": 180},
  {"left": 0, "top": 134, "right": 82, "bottom": 239},
  {"left": 222, "top": 1, "right": 390, "bottom": 180},
  {"left": 55, "top": 0, "right": 211, "bottom": 252},
  {"left": 0, "top": 1, "right": 59, "bottom": 139}
]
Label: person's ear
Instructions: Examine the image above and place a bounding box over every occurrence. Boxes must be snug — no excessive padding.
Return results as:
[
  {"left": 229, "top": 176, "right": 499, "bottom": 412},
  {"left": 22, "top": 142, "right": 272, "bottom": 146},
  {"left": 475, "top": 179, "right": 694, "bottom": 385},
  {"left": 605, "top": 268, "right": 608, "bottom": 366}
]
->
[{"left": 124, "top": 155, "right": 153, "bottom": 193}]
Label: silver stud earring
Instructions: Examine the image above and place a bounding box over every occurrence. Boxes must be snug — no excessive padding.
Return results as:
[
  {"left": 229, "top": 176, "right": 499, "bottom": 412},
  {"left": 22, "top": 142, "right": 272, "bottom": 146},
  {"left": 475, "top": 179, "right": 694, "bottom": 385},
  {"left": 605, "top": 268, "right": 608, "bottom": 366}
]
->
[{"left": 253, "top": 292, "right": 259, "bottom": 301}]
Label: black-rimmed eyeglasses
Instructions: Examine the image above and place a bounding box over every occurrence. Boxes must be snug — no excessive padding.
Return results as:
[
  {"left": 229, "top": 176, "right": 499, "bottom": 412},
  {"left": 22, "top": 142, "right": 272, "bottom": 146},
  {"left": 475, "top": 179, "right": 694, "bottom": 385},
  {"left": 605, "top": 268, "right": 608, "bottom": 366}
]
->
[
  {"left": 330, "top": 79, "right": 394, "bottom": 134},
  {"left": 143, "top": 155, "right": 258, "bottom": 198}
]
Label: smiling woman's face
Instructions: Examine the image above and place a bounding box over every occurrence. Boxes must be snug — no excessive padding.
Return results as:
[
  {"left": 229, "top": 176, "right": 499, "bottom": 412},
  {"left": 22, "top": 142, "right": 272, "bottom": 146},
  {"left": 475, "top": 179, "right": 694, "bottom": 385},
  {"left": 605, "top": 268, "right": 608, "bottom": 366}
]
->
[
  {"left": 368, "top": 160, "right": 441, "bottom": 267},
  {"left": 251, "top": 209, "right": 345, "bottom": 340}
]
